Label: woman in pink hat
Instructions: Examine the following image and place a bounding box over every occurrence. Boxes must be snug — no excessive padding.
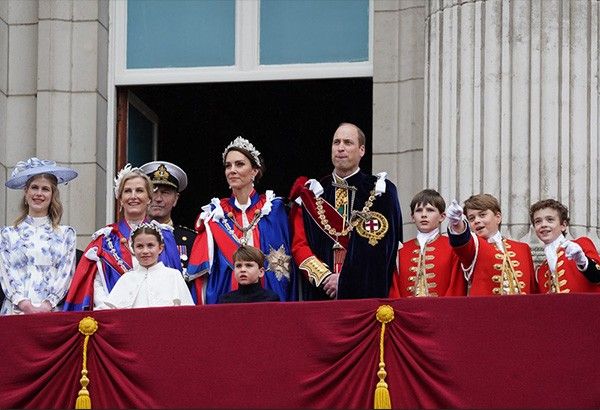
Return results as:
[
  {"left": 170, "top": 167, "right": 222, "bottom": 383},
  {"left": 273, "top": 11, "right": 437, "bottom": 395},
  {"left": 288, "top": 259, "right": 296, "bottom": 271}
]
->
[{"left": 0, "top": 157, "right": 78, "bottom": 314}]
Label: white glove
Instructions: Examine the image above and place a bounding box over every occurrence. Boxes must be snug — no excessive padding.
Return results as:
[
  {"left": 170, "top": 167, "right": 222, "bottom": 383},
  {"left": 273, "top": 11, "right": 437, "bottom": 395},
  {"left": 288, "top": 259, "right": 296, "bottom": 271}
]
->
[
  {"left": 446, "top": 200, "right": 464, "bottom": 227},
  {"left": 563, "top": 240, "right": 588, "bottom": 268}
]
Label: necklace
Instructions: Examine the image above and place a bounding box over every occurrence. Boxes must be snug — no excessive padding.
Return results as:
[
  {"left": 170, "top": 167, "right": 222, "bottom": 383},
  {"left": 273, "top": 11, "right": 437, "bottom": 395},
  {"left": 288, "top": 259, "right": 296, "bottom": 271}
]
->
[
  {"left": 315, "top": 188, "right": 378, "bottom": 239},
  {"left": 222, "top": 209, "right": 263, "bottom": 245}
]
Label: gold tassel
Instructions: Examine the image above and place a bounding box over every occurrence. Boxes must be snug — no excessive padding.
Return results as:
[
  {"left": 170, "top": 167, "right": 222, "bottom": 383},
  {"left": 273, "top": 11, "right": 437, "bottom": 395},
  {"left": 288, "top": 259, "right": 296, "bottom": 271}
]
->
[
  {"left": 374, "top": 305, "right": 394, "bottom": 409},
  {"left": 75, "top": 317, "right": 98, "bottom": 410}
]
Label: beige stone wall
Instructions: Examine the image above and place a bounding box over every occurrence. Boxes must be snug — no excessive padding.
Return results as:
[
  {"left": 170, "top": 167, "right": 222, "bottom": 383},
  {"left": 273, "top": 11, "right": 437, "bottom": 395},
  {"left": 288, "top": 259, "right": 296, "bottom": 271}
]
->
[
  {"left": 424, "top": 0, "right": 600, "bottom": 246},
  {"left": 373, "top": 0, "right": 426, "bottom": 239},
  {"left": 0, "top": 0, "right": 108, "bottom": 249},
  {"left": 4, "top": 0, "right": 596, "bottom": 252}
]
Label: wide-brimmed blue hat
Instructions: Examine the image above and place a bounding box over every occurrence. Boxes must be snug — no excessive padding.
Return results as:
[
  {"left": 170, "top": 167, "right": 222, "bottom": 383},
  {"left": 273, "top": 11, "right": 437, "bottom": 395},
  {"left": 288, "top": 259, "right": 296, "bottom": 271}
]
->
[{"left": 5, "top": 157, "right": 78, "bottom": 189}]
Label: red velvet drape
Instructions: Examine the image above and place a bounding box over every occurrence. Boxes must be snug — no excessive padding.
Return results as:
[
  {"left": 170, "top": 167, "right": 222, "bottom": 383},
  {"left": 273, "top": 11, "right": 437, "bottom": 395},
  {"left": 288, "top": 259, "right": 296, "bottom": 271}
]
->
[{"left": 0, "top": 294, "right": 599, "bottom": 409}]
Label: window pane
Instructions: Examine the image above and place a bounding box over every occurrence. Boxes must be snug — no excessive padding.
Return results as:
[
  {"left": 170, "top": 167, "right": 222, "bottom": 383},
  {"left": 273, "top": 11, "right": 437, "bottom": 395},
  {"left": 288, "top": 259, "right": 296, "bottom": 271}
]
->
[
  {"left": 128, "top": 104, "right": 154, "bottom": 166},
  {"left": 260, "top": 0, "right": 369, "bottom": 65},
  {"left": 127, "top": 0, "right": 235, "bottom": 69}
]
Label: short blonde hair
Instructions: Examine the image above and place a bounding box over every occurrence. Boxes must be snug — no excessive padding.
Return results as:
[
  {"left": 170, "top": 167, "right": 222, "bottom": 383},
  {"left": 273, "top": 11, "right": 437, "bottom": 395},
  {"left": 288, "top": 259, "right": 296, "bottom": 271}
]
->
[{"left": 116, "top": 170, "right": 153, "bottom": 201}]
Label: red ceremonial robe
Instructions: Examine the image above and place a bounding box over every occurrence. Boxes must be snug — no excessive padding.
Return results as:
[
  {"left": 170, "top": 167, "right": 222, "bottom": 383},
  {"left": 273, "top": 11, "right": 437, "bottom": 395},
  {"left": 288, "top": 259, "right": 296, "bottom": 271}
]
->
[
  {"left": 389, "top": 234, "right": 466, "bottom": 298},
  {"left": 536, "top": 237, "right": 600, "bottom": 293},
  {"left": 449, "top": 228, "right": 535, "bottom": 296}
]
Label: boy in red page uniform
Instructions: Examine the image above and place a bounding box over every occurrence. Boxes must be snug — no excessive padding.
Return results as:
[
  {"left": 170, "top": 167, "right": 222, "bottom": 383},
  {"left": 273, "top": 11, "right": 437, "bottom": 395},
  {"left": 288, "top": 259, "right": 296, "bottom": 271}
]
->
[
  {"left": 446, "top": 194, "right": 535, "bottom": 295},
  {"left": 530, "top": 199, "right": 600, "bottom": 293},
  {"left": 389, "top": 189, "right": 465, "bottom": 297}
]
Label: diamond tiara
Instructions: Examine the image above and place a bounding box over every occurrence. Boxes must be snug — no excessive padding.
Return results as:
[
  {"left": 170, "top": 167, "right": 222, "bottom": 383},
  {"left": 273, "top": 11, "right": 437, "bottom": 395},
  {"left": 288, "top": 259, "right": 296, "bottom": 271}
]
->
[{"left": 222, "top": 136, "right": 262, "bottom": 167}]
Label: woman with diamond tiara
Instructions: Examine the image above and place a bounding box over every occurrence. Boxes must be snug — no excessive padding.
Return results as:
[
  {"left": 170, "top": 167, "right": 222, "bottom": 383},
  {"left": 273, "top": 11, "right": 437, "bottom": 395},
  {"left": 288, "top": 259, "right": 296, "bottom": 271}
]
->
[
  {"left": 0, "top": 157, "right": 78, "bottom": 314},
  {"left": 187, "top": 137, "right": 297, "bottom": 304},
  {"left": 99, "top": 221, "right": 193, "bottom": 309},
  {"left": 63, "top": 164, "right": 182, "bottom": 311}
]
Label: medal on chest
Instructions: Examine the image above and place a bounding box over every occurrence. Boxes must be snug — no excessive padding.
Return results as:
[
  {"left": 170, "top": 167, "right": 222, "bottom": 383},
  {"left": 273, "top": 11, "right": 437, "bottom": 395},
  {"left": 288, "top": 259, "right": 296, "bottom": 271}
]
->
[{"left": 355, "top": 211, "right": 389, "bottom": 246}]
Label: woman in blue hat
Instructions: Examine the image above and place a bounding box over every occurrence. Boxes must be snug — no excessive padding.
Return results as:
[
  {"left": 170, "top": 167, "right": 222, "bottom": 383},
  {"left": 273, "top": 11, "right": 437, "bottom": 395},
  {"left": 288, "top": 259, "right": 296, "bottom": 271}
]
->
[{"left": 0, "top": 157, "right": 78, "bottom": 314}]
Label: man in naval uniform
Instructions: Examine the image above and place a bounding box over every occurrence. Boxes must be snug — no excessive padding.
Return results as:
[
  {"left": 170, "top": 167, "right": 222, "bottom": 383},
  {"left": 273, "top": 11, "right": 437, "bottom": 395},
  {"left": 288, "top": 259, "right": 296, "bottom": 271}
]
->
[
  {"left": 140, "top": 161, "right": 196, "bottom": 274},
  {"left": 289, "top": 123, "right": 403, "bottom": 300}
]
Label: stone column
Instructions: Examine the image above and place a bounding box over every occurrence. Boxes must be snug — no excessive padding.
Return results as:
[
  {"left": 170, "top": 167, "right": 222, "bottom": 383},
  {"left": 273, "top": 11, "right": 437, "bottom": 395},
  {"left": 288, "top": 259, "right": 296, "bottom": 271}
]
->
[
  {"left": 0, "top": 0, "right": 38, "bottom": 225},
  {"left": 424, "top": 0, "right": 600, "bottom": 245},
  {"left": 0, "top": 0, "right": 108, "bottom": 248},
  {"left": 373, "top": 0, "right": 426, "bottom": 237}
]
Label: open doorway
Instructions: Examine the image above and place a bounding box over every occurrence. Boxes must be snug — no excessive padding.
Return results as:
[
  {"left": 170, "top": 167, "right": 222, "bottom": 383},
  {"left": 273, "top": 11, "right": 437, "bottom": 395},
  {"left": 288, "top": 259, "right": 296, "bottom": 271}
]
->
[{"left": 117, "top": 78, "right": 372, "bottom": 228}]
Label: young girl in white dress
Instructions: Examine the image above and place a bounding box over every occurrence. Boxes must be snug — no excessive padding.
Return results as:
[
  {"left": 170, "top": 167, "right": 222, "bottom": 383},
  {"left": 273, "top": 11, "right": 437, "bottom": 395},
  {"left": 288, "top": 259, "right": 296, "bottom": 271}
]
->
[{"left": 101, "top": 221, "right": 194, "bottom": 309}]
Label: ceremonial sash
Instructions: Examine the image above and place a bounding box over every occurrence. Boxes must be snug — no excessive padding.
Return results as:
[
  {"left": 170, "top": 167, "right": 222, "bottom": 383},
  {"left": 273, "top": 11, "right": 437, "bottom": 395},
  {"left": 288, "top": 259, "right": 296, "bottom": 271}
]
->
[
  {"left": 64, "top": 220, "right": 182, "bottom": 311},
  {"left": 299, "top": 186, "right": 350, "bottom": 249}
]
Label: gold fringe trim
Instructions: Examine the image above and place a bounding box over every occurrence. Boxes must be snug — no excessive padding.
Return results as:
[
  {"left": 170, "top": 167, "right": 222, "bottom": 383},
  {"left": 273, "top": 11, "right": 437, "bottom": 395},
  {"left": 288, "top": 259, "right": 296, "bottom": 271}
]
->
[
  {"left": 75, "top": 317, "right": 98, "bottom": 409},
  {"left": 374, "top": 305, "right": 394, "bottom": 409}
]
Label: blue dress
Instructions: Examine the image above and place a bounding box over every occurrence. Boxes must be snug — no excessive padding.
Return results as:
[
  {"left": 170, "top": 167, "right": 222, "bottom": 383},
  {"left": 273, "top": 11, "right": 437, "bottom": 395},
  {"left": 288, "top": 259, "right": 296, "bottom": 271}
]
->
[{"left": 0, "top": 216, "right": 76, "bottom": 314}]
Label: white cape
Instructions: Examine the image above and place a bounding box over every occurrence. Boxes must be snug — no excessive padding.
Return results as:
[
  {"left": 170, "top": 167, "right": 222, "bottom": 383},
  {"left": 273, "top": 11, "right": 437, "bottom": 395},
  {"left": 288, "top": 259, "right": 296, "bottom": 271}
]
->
[{"left": 101, "top": 262, "right": 194, "bottom": 309}]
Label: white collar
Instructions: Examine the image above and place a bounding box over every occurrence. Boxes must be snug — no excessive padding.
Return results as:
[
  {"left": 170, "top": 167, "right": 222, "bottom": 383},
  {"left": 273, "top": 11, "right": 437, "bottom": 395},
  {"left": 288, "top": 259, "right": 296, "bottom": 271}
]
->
[
  {"left": 333, "top": 168, "right": 360, "bottom": 181},
  {"left": 487, "top": 231, "right": 505, "bottom": 252},
  {"left": 486, "top": 231, "right": 502, "bottom": 243},
  {"left": 27, "top": 215, "right": 51, "bottom": 227},
  {"left": 234, "top": 197, "right": 250, "bottom": 212},
  {"left": 204, "top": 191, "right": 275, "bottom": 223},
  {"left": 544, "top": 234, "right": 567, "bottom": 253},
  {"left": 416, "top": 228, "right": 439, "bottom": 251},
  {"left": 138, "top": 261, "right": 165, "bottom": 273}
]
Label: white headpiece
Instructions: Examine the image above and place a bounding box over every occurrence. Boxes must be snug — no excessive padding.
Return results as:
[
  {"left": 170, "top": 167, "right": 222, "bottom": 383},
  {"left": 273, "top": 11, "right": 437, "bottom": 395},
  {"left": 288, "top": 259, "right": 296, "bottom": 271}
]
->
[
  {"left": 131, "top": 220, "right": 165, "bottom": 243},
  {"left": 114, "top": 163, "right": 143, "bottom": 199},
  {"left": 222, "top": 136, "right": 262, "bottom": 167}
]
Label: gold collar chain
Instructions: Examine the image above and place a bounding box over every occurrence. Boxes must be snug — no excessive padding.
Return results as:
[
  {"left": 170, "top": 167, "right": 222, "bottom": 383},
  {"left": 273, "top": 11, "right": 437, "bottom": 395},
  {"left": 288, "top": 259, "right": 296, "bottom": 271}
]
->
[
  {"left": 315, "top": 188, "right": 377, "bottom": 238},
  {"left": 227, "top": 210, "right": 262, "bottom": 233},
  {"left": 222, "top": 210, "right": 263, "bottom": 245}
]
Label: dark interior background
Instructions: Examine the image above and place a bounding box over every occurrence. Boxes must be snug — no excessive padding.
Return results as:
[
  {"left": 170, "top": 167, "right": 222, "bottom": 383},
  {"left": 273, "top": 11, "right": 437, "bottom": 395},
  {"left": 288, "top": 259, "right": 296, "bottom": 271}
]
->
[{"left": 127, "top": 77, "right": 372, "bottom": 228}]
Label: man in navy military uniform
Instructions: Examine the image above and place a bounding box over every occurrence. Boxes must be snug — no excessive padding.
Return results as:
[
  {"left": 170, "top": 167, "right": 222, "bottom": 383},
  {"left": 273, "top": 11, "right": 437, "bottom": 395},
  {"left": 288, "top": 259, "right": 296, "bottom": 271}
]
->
[{"left": 140, "top": 161, "right": 196, "bottom": 274}]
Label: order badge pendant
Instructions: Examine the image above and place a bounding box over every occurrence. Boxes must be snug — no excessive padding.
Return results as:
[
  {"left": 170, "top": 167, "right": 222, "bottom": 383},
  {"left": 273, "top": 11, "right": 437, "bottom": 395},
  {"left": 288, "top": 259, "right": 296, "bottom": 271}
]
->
[{"left": 356, "top": 211, "right": 388, "bottom": 246}]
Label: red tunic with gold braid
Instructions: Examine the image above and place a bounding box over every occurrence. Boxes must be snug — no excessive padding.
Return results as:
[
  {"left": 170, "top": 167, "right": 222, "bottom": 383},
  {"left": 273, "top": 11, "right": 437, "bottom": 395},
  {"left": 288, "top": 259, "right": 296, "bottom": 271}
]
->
[
  {"left": 536, "top": 237, "right": 600, "bottom": 293},
  {"left": 389, "top": 235, "right": 466, "bottom": 298},
  {"left": 449, "top": 229, "right": 536, "bottom": 296}
]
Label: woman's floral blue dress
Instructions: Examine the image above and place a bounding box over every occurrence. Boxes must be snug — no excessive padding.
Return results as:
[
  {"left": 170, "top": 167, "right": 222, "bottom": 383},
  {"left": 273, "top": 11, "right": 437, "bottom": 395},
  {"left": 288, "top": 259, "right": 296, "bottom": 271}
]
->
[{"left": 0, "top": 216, "right": 76, "bottom": 314}]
